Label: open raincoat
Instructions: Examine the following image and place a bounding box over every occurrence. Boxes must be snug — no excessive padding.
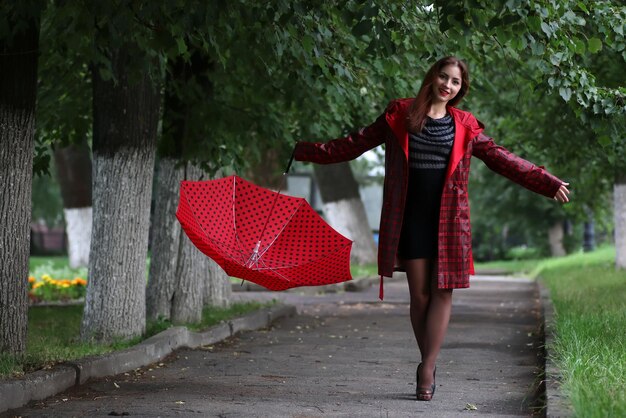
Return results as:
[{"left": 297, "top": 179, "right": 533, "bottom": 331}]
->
[{"left": 294, "top": 98, "right": 563, "bottom": 298}]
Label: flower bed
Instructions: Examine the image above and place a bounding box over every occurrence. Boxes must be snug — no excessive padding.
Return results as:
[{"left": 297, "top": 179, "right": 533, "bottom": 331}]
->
[
  {"left": 28, "top": 274, "right": 87, "bottom": 303},
  {"left": 28, "top": 260, "right": 89, "bottom": 303}
]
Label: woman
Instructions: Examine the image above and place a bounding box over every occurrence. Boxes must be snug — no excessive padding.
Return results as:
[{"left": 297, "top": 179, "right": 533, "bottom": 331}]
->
[{"left": 293, "top": 56, "right": 570, "bottom": 401}]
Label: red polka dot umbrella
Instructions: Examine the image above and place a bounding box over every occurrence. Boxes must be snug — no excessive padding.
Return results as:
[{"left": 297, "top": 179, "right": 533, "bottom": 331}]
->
[{"left": 176, "top": 175, "right": 353, "bottom": 291}]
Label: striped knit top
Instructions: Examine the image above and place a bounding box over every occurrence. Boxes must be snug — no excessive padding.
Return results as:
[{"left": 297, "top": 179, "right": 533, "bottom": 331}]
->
[{"left": 408, "top": 114, "right": 455, "bottom": 170}]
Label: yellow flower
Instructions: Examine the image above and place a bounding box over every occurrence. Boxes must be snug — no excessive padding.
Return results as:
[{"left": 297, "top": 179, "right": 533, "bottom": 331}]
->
[
  {"left": 60, "top": 279, "right": 72, "bottom": 286},
  {"left": 72, "top": 278, "right": 87, "bottom": 286},
  {"left": 32, "top": 282, "right": 44, "bottom": 289},
  {"left": 61, "top": 283, "right": 70, "bottom": 288},
  {"left": 28, "top": 276, "right": 36, "bottom": 284}
]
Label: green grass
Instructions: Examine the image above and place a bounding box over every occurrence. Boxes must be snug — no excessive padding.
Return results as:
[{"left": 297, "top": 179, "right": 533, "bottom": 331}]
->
[
  {"left": 29, "top": 255, "right": 74, "bottom": 272},
  {"left": 537, "top": 247, "right": 626, "bottom": 418},
  {"left": 350, "top": 262, "right": 377, "bottom": 278},
  {"left": 474, "top": 258, "right": 542, "bottom": 275},
  {"left": 478, "top": 246, "right": 625, "bottom": 417},
  {"left": 0, "top": 301, "right": 272, "bottom": 378}
]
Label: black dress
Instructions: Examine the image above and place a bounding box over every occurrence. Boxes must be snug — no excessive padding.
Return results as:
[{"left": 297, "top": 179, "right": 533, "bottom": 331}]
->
[{"left": 398, "top": 114, "right": 455, "bottom": 259}]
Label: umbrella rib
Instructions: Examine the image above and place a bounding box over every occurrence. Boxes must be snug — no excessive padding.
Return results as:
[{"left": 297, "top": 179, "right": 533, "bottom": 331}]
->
[
  {"left": 256, "top": 257, "right": 293, "bottom": 283},
  {"left": 256, "top": 199, "right": 305, "bottom": 261},
  {"left": 253, "top": 241, "right": 353, "bottom": 272}
]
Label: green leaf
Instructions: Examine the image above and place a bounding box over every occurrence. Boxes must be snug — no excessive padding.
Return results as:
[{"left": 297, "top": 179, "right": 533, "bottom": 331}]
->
[
  {"left": 176, "top": 37, "right": 187, "bottom": 55},
  {"left": 572, "top": 37, "right": 586, "bottom": 55},
  {"left": 559, "top": 87, "right": 572, "bottom": 102},
  {"left": 530, "top": 41, "right": 545, "bottom": 55},
  {"left": 301, "top": 34, "right": 314, "bottom": 54},
  {"left": 576, "top": 1, "right": 590, "bottom": 14},
  {"left": 597, "top": 135, "right": 611, "bottom": 147},
  {"left": 588, "top": 37, "right": 602, "bottom": 54},
  {"left": 540, "top": 21, "right": 552, "bottom": 38},
  {"left": 527, "top": 16, "right": 541, "bottom": 32}
]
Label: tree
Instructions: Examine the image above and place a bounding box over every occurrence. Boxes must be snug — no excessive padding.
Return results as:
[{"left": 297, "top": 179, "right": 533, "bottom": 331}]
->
[
  {"left": 53, "top": 142, "right": 93, "bottom": 268},
  {"left": 0, "top": 2, "right": 42, "bottom": 355},
  {"left": 37, "top": 5, "right": 94, "bottom": 267},
  {"left": 80, "top": 34, "right": 160, "bottom": 342},
  {"left": 147, "top": 52, "right": 231, "bottom": 324},
  {"left": 313, "top": 163, "right": 377, "bottom": 264}
]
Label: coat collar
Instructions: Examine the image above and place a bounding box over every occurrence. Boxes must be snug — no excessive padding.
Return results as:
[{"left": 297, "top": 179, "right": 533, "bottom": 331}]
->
[{"left": 384, "top": 99, "right": 480, "bottom": 181}]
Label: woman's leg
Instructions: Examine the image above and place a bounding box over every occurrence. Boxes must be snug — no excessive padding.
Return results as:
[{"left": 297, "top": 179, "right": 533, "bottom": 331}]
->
[
  {"left": 404, "top": 258, "right": 432, "bottom": 358},
  {"left": 405, "top": 259, "right": 453, "bottom": 391},
  {"left": 419, "top": 261, "right": 453, "bottom": 389}
]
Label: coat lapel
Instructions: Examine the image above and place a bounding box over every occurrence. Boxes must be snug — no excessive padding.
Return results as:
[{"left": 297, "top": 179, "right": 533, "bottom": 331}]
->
[
  {"left": 444, "top": 106, "right": 470, "bottom": 182},
  {"left": 385, "top": 100, "right": 410, "bottom": 159}
]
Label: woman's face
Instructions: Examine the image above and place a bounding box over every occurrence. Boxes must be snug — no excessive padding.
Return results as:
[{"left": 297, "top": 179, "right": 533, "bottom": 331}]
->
[{"left": 431, "top": 64, "right": 463, "bottom": 105}]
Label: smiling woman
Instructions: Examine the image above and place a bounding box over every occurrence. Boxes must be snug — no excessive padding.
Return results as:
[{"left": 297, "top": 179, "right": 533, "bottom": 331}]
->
[{"left": 293, "top": 55, "right": 570, "bottom": 402}]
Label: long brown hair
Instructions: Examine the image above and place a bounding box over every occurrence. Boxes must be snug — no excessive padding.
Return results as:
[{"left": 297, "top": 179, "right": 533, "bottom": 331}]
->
[{"left": 407, "top": 56, "right": 470, "bottom": 133}]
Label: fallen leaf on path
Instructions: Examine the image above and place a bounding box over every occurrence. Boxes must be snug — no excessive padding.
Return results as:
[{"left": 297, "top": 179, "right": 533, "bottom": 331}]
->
[
  {"left": 464, "top": 403, "right": 478, "bottom": 410},
  {"left": 175, "top": 401, "right": 185, "bottom": 404}
]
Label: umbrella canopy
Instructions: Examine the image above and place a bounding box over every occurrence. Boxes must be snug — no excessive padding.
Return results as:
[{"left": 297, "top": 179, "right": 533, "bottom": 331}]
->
[{"left": 176, "top": 175, "right": 353, "bottom": 291}]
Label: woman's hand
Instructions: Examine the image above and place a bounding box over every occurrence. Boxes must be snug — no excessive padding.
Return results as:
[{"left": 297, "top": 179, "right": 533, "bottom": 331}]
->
[{"left": 553, "top": 182, "right": 570, "bottom": 203}]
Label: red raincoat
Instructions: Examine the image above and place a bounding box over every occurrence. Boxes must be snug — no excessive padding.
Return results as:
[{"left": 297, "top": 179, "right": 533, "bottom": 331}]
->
[{"left": 294, "top": 98, "right": 563, "bottom": 298}]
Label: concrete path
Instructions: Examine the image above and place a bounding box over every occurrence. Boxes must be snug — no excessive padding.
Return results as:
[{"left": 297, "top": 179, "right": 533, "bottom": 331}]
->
[{"left": 4, "top": 275, "right": 544, "bottom": 417}]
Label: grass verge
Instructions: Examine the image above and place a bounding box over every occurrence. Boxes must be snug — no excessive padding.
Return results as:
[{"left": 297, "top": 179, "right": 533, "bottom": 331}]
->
[
  {"left": 479, "top": 246, "right": 625, "bottom": 417},
  {"left": 537, "top": 247, "right": 626, "bottom": 418},
  {"left": 0, "top": 301, "right": 272, "bottom": 378}
]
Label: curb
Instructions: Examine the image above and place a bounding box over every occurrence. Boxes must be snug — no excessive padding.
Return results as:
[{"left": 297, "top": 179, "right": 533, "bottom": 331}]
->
[
  {"left": 232, "top": 277, "right": 377, "bottom": 293},
  {"left": 538, "top": 282, "right": 573, "bottom": 418},
  {"left": 0, "top": 303, "right": 296, "bottom": 413}
]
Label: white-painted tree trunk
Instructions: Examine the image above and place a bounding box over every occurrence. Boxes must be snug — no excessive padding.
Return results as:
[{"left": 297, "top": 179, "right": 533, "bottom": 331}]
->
[
  {"left": 614, "top": 182, "right": 626, "bottom": 269},
  {"left": 64, "top": 207, "right": 92, "bottom": 268},
  {"left": 146, "top": 160, "right": 231, "bottom": 324},
  {"left": 548, "top": 221, "right": 566, "bottom": 257},
  {"left": 80, "top": 47, "right": 159, "bottom": 343},
  {"left": 323, "top": 198, "right": 377, "bottom": 265},
  {"left": 82, "top": 148, "right": 154, "bottom": 342},
  {"left": 204, "top": 259, "right": 231, "bottom": 308}
]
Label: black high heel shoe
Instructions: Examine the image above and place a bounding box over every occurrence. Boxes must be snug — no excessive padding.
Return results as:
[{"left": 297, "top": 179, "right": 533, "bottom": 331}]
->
[{"left": 416, "top": 364, "right": 436, "bottom": 401}]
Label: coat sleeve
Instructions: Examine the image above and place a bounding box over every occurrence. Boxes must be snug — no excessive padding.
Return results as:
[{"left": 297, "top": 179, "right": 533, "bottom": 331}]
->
[
  {"left": 293, "top": 112, "right": 388, "bottom": 164},
  {"left": 472, "top": 132, "right": 563, "bottom": 199}
]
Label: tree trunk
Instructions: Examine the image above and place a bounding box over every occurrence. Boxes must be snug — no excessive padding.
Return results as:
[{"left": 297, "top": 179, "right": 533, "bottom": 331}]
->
[
  {"left": 146, "top": 158, "right": 180, "bottom": 322},
  {"left": 313, "top": 163, "right": 377, "bottom": 265},
  {"left": 246, "top": 148, "right": 284, "bottom": 190},
  {"left": 81, "top": 47, "right": 159, "bottom": 343},
  {"left": 204, "top": 259, "right": 231, "bottom": 308},
  {"left": 147, "top": 52, "right": 230, "bottom": 323},
  {"left": 0, "top": 12, "right": 40, "bottom": 354},
  {"left": 547, "top": 221, "right": 566, "bottom": 257},
  {"left": 54, "top": 142, "right": 93, "bottom": 268},
  {"left": 146, "top": 160, "right": 231, "bottom": 323},
  {"left": 146, "top": 160, "right": 232, "bottom": 323},
  {"left": 583, "top": 207, "right": 595, "bottom": 253},
  {"left": 615, "top": 172, "right": 626, "bottom": 269}
]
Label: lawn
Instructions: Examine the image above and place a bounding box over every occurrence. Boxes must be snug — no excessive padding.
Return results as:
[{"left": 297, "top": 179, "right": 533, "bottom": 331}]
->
[
  {"left": 0, "top": 256, "right": 273, "bottom": 377},
  {"left": 479, "top": 246, "right": 626, "bottom": 417},
  {"left": 1, "top": 298, "right": 270, "bottom": 378}
]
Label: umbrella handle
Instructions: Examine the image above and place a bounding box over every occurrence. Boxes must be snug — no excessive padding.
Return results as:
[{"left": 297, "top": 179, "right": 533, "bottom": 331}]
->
[{"left": 283, "top": 148, "right": 295, "bottom": 175}]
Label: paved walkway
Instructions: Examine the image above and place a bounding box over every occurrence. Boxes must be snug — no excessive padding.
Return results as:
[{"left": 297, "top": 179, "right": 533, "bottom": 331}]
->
[{"left": 4, "top": 275, "right": 544, "bottom": 417}]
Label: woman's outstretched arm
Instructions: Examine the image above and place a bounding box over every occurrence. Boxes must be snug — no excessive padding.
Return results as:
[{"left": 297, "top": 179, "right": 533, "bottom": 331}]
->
[
  {"left": 294, "top": 113, "right": 388, "bottom": 165},
  {"left": 472, "top": 132, "right": 570, "bottom": 201}
]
